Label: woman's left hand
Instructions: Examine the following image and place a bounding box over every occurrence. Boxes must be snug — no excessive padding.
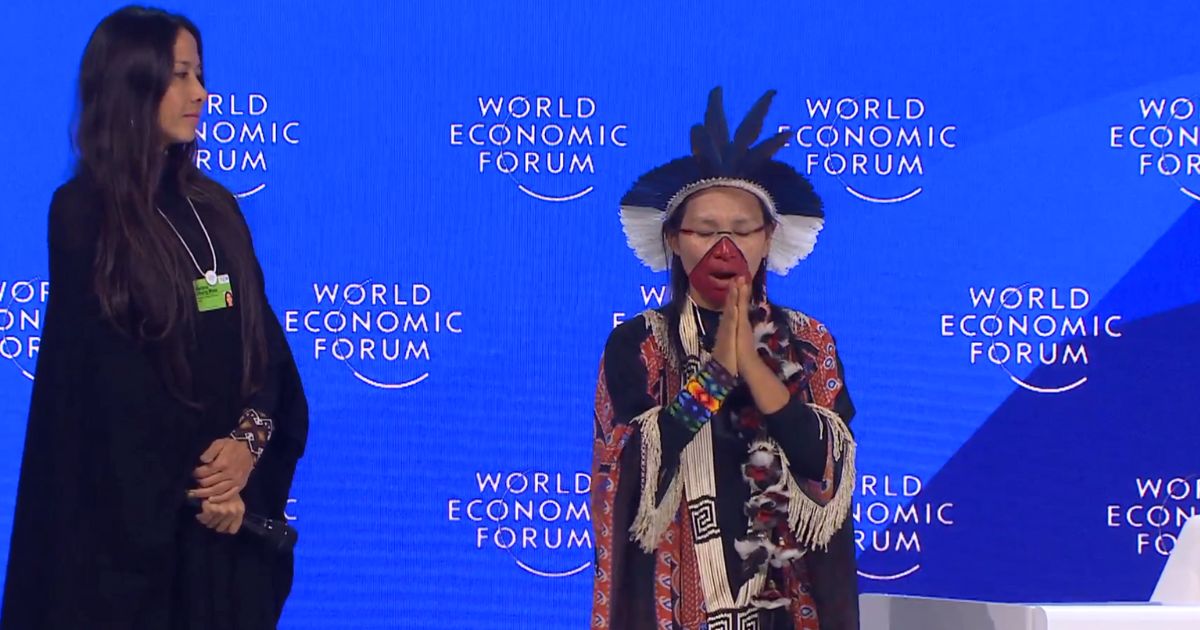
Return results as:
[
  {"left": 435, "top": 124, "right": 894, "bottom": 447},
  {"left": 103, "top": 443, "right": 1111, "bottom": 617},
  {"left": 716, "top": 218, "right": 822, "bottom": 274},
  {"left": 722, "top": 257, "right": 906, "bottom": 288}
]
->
[
  {"left": 189, "top": 438, "right": 254, "bottom": 503},
  {"left": 195, "top": 493, "right": 246, "bottom": 535}
]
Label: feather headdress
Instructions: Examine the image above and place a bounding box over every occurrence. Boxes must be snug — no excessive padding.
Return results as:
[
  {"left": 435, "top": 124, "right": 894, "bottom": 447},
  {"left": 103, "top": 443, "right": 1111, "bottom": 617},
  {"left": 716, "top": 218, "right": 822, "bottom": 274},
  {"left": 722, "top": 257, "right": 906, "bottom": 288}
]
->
[{"left": 619, "top": 87, "right": 825, "bottom": 275}]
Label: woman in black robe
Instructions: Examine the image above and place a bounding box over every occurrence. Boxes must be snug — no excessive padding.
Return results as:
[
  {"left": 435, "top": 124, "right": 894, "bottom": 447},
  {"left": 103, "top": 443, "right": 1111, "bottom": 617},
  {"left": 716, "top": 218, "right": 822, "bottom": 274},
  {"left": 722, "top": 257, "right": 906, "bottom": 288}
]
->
[{"left": 1, "top": 7, "right": 307, "bottom": 629}]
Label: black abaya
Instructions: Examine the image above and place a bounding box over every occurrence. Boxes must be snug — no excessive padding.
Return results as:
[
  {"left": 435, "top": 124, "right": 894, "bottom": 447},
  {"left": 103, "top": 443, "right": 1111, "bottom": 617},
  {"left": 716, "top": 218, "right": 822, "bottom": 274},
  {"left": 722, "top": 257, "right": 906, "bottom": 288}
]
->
[{"left": 1, "top": 175, "right": 307, "bottom": 630}]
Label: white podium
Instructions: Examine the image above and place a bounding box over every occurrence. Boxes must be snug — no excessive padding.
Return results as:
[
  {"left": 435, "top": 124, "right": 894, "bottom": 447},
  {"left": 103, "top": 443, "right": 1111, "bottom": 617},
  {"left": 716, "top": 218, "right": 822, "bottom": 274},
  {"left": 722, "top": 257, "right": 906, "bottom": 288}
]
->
[
  {"left": 860, "top": 594, "right": 1200, "bottom": 630},
  {"left": 861, "top": 517, "right": 1200, "bottom": 629}
]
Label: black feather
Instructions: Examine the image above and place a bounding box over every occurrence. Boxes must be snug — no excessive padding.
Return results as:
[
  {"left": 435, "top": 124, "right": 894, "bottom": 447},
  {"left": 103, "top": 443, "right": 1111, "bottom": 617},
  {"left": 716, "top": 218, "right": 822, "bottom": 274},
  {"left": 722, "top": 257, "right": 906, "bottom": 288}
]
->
[
  {"left": 690, "top": 123, "right": 720, "bottom": 173},
  {"left": 727, "top": 90, "right": 777, "bottom": 169},
  {"left": 704, "top": 86, "right": 730, "bottom": 154},
  {"left": 740, "top": 130, "right": 791, "bottom": 174},
  {"left": 619, "top": 157, "right": 703, "bottom": 209}
]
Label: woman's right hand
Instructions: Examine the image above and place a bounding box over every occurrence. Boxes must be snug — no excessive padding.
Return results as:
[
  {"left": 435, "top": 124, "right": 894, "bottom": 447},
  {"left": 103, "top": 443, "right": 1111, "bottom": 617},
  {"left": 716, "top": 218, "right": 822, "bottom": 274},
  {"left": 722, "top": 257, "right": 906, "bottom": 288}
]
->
[
  {"left": 712, "top": 283, "right": 740, "bottom": 375},
  {"left": 196, "top": 493, "right": 245, "bottom": 535}
]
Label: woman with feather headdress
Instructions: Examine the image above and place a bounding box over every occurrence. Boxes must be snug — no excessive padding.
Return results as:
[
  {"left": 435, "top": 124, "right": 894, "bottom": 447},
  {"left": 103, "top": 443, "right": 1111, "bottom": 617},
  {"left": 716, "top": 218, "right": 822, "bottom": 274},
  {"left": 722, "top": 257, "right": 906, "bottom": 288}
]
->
[{"left": 591, "top": 88, "right": 858, "bottom": 630}]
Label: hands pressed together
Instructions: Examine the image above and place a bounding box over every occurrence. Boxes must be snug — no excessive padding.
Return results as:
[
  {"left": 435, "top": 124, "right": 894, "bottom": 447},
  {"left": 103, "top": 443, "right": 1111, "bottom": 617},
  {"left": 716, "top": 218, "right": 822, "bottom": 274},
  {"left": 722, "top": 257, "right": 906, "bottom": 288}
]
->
[
  {"left": 711, "top": 277, "right": 764, "bottom": 377},
  {"left": 711, "top": 277, "right": 791, "bottom": 415},
  {"left": 189, "top": 437, "right": 255, "bottom": 535}
]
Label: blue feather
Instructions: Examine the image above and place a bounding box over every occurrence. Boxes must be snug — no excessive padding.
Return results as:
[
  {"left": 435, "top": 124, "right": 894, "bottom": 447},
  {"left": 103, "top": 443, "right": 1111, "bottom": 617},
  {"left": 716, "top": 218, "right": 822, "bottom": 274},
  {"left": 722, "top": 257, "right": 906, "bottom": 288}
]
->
[{"left": 728, "top": 90, "right": 777, "bottom": 169}]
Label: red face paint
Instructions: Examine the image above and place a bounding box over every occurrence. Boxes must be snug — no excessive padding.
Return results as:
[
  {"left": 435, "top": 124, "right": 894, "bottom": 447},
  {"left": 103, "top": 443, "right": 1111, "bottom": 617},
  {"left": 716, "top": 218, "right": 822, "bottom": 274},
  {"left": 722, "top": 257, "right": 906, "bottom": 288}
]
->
[{"left": 687, "top": 237, "right": 752, "bottom": 307}]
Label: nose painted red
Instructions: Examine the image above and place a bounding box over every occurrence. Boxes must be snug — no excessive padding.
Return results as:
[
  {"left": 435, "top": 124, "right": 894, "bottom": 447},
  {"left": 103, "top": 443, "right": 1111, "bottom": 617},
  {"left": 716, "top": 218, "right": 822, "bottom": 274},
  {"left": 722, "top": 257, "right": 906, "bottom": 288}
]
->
[{"left": 688, "top": 237, "right": 752, "bottom": 307}]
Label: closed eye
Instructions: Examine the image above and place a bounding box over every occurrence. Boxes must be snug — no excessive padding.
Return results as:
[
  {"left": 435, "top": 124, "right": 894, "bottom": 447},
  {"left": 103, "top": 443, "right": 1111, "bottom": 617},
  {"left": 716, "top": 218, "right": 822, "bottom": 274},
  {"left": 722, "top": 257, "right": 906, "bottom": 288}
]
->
[{"left": 680, "top": 226, "right": 765, "bottom": 238}]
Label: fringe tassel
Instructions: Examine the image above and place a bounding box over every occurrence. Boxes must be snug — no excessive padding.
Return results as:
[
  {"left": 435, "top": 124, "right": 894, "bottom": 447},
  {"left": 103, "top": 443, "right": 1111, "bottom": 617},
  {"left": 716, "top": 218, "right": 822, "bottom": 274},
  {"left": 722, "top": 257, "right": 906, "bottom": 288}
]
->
[
  {"left": 780, "top": 404, "right": 857, "bottom": 550},
  {"left": 629, "top": 406, "right": 684, "bottom": 552},
  {"left": 645, "top": 310, "right": 674, "bottom": 370},
  {"left": 680, "top": 301, "right": 703, "bottom": 360},
  {"left": 628, "top": 309, "right": 687, "bottom": 552},
  {"left": 786, "top": 309, "right": 812, "bottom": 330},
  {"left": 684, "top": 421, "right": 766, "bottom": 609}
]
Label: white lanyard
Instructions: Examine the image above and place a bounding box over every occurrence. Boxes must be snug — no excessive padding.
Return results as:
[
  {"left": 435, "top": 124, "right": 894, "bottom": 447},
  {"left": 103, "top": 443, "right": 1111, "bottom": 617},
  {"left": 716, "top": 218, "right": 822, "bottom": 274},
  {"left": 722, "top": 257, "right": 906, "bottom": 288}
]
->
[{"left": 157, "top": 197, "right": 219, "bottom": 285}]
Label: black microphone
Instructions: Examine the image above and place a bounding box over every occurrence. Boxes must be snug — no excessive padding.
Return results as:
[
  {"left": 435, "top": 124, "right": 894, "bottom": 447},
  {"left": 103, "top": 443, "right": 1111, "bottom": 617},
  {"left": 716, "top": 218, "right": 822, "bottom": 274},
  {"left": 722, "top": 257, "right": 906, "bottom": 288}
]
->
[{"left": 186, "top": 496, "right": 299, "bottom": 553}]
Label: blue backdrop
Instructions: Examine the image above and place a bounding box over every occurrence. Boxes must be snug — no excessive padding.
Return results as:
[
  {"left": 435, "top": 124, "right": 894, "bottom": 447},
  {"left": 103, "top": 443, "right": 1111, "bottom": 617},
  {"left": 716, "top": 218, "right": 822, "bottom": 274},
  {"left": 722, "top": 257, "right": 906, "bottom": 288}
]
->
[{"left": 1, "top": 2, "right": 1198, "bottom": 628}]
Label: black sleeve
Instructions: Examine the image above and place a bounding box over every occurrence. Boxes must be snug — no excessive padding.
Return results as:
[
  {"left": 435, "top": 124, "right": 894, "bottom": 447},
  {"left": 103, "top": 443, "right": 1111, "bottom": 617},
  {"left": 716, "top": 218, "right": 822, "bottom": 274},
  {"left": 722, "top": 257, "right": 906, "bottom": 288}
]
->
[
  {"left": 601, "top": 320, "right": 738, "bottom": 495},
  {"left": 225, "top": 191, "right": 307, "bottom": 524},
  {"left": 764, "top": 397, "right": 828, "bottom": 481},
  {"left": 764, "top": 346, "right": 856, "bottom": 482},
  {"left": 592, "top": 317, "right": 718, "bottom": 628},
  {"left": 251, "top": 302, "right": 307, "bottom": 463},
  {"left": 2, "top": 183, "right": 197, "bottom": 628},
  {"left": 228, "top": 190, "right": 306, "bottom": 458},
  {"left": 601, "top": 322, "right": 695, "bottom": 483},
  {"left": 1, "top": 185, "right": 96, "bottom": 628}
]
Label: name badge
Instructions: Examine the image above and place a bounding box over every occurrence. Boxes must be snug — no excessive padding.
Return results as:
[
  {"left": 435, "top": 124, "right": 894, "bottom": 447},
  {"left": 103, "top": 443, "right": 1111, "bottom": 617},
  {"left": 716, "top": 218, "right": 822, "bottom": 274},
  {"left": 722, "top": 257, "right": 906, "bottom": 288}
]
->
[{"left": 194, "top": 274, "right": 234, "bottom": 312}]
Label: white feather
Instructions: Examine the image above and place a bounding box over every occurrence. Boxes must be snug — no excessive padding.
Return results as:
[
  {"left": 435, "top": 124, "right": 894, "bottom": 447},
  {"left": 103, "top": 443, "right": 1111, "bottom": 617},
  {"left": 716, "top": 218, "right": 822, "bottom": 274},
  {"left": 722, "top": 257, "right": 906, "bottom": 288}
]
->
[
  {"left": 753, "top": 596, "right": 792, "bottom": 610},
  {"left": 749, "top": 451, "right": 776, "bottom": 467},
  {"left": 735, "top": 538, "right": 764, "bottom": 558},
  {"left": 780, "top": 361, "right": 803, "bottom": 380},
  {"left": 770, "top": 547, "right": 803, "bottom": 567},
  {"left": 753, "top": 321, "right": 776, "bottom": 341},
  {"left": 619, "top": 205, "right": 670, "bottom": 271},
  {"left": 768, "top": 215, "right": 824, "bottom": 275}
]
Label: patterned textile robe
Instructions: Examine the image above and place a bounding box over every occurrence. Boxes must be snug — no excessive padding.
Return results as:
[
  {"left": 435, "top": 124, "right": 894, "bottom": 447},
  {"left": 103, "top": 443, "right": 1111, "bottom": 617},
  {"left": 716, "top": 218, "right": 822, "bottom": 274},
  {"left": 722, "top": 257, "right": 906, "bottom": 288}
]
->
[{"left": 591, "top": 304, "right": 859, "bottom": 630}]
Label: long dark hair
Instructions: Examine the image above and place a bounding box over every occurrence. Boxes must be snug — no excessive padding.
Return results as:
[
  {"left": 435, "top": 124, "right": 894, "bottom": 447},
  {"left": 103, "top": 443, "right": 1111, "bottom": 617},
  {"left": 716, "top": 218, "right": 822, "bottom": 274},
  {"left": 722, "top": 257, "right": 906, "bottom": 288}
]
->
[
  {"left": 661, "top": 194, "right": 771, "bottom": 363},
  {"left": 75, "top": 5, "right": 267, "bottom": 402}
]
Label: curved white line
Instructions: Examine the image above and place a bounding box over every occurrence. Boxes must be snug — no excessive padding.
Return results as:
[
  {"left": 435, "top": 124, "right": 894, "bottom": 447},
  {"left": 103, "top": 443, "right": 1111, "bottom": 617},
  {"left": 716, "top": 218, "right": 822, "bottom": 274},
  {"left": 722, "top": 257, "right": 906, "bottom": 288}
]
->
[
  {"left": 234, "top": 183, "right": 267, "bottom": 199},
  {"left": 348, "top": 368, "right": 430, "bottom": 390},
  {"left": 1009, "top": 374, "right": 1087, "bottom": 394},
  {"left": 858, "top": 564, "right": 921, "bottom": 581},
  {"left": 1, "top": 282, "right": 41, "bottom": 381},
  {"left": 1180, "top": 186, "right": 1200, "bottom": 202},
  {"left": 515, "top": 559, "right": 592, "bottom": 578},
  {"left": 517, "top": 184, "right": 594, "bottom": 202},
  {"left": 844, "top": 186, "right": 923, "bottom": 204}
]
